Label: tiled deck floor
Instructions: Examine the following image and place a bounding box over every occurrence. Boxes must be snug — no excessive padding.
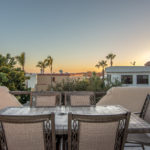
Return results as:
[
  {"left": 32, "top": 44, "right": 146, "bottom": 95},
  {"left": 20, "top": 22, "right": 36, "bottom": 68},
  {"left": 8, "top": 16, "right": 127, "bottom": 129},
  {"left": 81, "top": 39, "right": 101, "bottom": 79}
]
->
[
  {"left": 125, "top": 144, "right": 150, "bottom": 150},
  {"left": 125, "top": 147, "right": 150, "bottom": 150}
]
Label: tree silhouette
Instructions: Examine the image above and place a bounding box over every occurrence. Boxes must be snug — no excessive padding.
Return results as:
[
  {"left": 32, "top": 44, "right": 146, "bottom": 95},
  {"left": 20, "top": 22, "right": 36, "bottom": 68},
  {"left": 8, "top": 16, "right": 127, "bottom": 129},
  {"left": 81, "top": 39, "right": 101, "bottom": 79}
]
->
[
  {"left": 106, "top": 53, "right": 116, "bottom": 66},
  {"left": 16, "top": 52, "right": 25, "bottom": 71}
]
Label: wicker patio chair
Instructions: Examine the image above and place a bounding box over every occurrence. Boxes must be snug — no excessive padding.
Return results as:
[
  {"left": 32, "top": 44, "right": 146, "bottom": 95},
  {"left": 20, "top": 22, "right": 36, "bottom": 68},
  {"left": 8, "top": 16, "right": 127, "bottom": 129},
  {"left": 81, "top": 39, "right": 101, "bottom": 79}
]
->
[
  {"left": 126, "top": 94, "right": 150, "bottom": 150},
  {"left": 65, "top": 91, "right": 96, "bottom": 106},
  {"left": 0, "top": 113, "right": 56, "bottom": 150},
  {"left": 68, "top": 112, "right": 130, "bottom": 150},
  {"left": 32, "top": 91, "right": 61, "bottom": 107}
]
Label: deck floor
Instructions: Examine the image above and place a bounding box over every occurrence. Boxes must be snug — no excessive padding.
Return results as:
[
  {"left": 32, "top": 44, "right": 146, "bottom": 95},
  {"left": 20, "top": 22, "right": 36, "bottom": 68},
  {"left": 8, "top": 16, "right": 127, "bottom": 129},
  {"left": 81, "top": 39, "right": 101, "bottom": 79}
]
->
[{"left": 125, "top": 144, "right": 150, "bottom": 150}]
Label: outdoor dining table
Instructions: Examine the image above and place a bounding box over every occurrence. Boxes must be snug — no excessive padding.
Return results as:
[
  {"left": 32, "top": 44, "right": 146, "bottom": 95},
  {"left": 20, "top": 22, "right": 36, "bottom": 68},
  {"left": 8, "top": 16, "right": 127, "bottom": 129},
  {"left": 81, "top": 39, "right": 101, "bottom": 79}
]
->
[{"left": 0, "top": 105, "right": 150, "bottom": 135}]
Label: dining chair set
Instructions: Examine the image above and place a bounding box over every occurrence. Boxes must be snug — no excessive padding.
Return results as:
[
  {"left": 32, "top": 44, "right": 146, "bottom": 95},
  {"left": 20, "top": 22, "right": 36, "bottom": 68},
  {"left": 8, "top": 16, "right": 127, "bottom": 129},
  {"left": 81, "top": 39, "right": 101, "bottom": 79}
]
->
[
  {"left": 31, "top": 91, "right": 96, "bottom": 107},
  {"left": 0, "top": 108, "right": 130, "bottom": 150},
  {"left": 0, "top": 90, "right": 150, "bottom": 150}
]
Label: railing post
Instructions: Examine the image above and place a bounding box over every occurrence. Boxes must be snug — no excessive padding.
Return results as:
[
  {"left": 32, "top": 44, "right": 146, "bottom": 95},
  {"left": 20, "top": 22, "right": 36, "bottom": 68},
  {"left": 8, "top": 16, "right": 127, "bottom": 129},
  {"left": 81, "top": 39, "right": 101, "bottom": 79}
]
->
[{"left": 30, "top": 92, "right": 32, "bottom": 107}]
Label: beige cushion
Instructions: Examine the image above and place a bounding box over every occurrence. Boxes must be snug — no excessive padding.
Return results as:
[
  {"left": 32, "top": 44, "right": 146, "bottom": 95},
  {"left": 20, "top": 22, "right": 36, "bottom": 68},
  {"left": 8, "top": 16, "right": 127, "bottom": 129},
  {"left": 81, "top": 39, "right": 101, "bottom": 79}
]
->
[
  {"left": 70, "top": 95, "right": 91, "bottom": 106},
  {"left": 79, "top": 122, "right": 118, "bottom": 150},
  {"left": 0, "top": 86, "right": 22, "bottom": 110},
  {"left": 36, "top": 96, "right": 56, "bottom": 107},
  {"left": 97, "top": 87, "right": 150, "bottom": 112},
  {"left": 3, "top": 122, "right": 45, "bottom": 150}
]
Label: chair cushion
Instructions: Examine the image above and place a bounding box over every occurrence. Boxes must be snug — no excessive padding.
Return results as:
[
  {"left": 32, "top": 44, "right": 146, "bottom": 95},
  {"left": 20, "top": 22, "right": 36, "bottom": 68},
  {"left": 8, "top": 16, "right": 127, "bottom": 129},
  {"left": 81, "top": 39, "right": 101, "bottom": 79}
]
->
[
  {"left": 0, "top": 86, "right": 22, "bottom": 110},
  {"left": 97, "top": 87, "right": 150, "bottom": 112}
]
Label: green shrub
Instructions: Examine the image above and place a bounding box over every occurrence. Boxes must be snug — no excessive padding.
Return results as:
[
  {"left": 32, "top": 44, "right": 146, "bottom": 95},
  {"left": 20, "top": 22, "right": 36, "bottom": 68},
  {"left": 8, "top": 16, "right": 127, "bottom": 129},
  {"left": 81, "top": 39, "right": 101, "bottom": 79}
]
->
[
  {"left": 0, "top": 54, "right": 30, "bottom": 104},
  {"left": 54, "top": 72, "right": 121, "bottom": 92}
]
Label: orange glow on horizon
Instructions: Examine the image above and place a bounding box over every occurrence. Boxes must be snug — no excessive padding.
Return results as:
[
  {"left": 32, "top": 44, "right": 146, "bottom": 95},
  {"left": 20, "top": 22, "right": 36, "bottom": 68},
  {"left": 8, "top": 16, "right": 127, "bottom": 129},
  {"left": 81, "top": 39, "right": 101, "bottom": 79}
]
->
[{"left": 25, "top": 61, "right": 146, "bottom": 73}]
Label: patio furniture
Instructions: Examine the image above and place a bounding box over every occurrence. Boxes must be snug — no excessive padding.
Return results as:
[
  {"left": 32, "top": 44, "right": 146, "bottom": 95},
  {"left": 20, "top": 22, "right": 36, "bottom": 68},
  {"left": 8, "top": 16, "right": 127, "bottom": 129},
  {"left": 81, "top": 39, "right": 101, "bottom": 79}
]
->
[
  {"left": 32, "top": 91, "right": 61, "bottom": 107},
  {"left": 0, "top": 86, "right": 22, "bottom": 110},
  {"left": 126, "top": 94, "right": 150, "bottom": 149},
  {"left": 68, "top": 112, "right": 130, "bottom": 150},
  {"left": 65, "top": 91, "right": 95, "bottom": 106},
  {"left": 0, "top": 106, "right": 150, "bottom": 135},
  {"left": 1, "top": 106, "right": 150, "bottom": 150},
  {"left": 10, "top": 90, "right": 32, "bottom": 106},
  {"left": 0, "top": 113, "right": 56, "bottom": 150},
  {"left": 97, "top": 87, "right": 150, "bottom": 112}
]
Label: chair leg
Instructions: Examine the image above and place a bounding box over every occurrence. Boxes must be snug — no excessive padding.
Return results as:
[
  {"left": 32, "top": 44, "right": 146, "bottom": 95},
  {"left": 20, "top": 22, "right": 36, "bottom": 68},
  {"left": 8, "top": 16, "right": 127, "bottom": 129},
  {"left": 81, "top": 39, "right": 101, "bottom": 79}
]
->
[
  {"left": 141, "top": 144, "right": 145, "bottom": 150},
  {"left": 125, "top": 142, "right": 146, "bottom": 150}
]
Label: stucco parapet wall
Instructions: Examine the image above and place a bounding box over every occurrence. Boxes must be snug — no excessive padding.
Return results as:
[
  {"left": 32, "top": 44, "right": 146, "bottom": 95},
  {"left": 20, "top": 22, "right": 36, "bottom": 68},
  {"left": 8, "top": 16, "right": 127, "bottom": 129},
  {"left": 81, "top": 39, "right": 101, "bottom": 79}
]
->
[
  {"left": 106, "top": 66, "right": 150, "bottom": 73},
  {"left": 37, "top": 74, "right": 70, "bottom": 76}
]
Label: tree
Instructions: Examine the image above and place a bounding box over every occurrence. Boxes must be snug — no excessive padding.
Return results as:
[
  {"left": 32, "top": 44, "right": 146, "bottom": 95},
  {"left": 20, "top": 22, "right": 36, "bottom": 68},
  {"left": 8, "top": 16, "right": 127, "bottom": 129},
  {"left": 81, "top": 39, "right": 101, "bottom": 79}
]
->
[
  {"left": 0, "top": 53, "right": 30, "bottom": 104},
  {"left": 0, "top": 53, "right": 16, "bottom": 68},
  {"left": 46, "top": 56, "right": 53, "bottom": 90},
  {"left": 130, "top": 61, "right": 136, "bottom": 66},
  {"left": 95, "top": 60, "right": 107, "bottom": 80},
  {"left": 59, "top": 69, "right": 63, "bottom": 74},
  {"left": 145, "top": 61, "right": 150, "bottom": 66},
  {"left": 36, "top": 60, "right": 47, "bottom": 74},
  {"left": 16, "top": 52, "right": 25, "bottom": 71},
  {"left": 106, "top": 53, "right": 116, "bottom": 66}
]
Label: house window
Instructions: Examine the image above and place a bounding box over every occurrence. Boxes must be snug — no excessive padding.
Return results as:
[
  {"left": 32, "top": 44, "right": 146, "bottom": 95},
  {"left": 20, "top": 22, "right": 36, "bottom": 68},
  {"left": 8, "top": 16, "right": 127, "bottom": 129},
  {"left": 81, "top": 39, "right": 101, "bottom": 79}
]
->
[
  {"left": 121, "top": 75, "right": 133, "bottom": 84},
  {"left": 52, "top": 77, "right": 55, "bottom": 82},
  {"left": 137, "top": 75, "right": 148, "bottom": 84},
  {"left": 107, "top": 74, "right": 111, "bottom": 83}
]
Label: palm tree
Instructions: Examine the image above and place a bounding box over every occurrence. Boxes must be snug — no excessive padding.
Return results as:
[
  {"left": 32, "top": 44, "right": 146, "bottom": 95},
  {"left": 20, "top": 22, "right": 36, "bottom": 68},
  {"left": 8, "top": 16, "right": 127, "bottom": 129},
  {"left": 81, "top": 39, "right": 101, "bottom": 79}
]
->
[
  {"left": 16, "top": 52, "right": 25, "bottom": 71},
  {"left": 106, "top": 53, "right": 116, "bottom": 66},
  {"left": 36, "top": 60, "right": 47, "bottom": 74},
  {"left": 95, "top": 60, "right": 107, "bottom": 80},
  {"left": 130, "top": 61, "right": 136, "bottom": 66},
  {"left": 45, "top": 56, "right": 53, "bottom": 90}
]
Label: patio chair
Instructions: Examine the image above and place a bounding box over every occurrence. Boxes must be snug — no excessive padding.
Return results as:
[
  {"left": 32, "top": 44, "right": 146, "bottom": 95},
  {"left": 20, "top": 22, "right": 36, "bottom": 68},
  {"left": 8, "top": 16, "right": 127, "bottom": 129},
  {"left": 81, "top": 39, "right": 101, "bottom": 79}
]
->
[
  {"left": 126, "top": 94, "right": 150, "bottom": 150},
  {"left": 0, "top": 113, "right": 56, "bottom": 150},
  {"left": 65, "top": 91, "right": 95, "bottom": 106},
  {"left": 0, "top": 86, "right": 22, "bottom": 110},
  {"left": 32, "top": 91, "right": 61, "bottom": 107},
  {"left": 68, "top": 112, "right": 130, "bottom": 150},
  {"left": 97, "top": 87, "right": 150, "bottom": 113}
]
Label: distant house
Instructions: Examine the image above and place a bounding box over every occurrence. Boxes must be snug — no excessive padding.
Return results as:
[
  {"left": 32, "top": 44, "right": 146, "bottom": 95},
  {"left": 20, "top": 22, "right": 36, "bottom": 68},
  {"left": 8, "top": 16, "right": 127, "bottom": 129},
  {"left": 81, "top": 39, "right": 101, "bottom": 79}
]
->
[
  {"left": 36, "top": 72, "right": 102, "bottom": 91},
  {"left": 105, "top": 66, "right": 150, "bottom": 87},
  {"left": 36, "top": 73, "right": 70, "bottom": 91},
  {"left": 25, "top": 73, "right": 37, "bottom": 90}
]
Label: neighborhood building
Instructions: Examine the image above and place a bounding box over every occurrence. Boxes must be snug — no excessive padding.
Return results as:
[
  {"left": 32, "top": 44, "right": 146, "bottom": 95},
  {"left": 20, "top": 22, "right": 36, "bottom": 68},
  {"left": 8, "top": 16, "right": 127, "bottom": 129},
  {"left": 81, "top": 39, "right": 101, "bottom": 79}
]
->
[
  {"left": 105, "top": 66, "right": 150, "bottom": 87},
  {"left": 25, "top": 72, "right": 102, "bottom": 91}
]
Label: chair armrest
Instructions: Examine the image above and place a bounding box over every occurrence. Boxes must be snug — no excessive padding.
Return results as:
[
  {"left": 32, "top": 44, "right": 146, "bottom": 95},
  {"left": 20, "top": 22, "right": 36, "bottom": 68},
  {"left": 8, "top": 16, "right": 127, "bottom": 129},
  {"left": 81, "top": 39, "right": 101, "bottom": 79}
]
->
[
  {"left": 133, "top": 112, "right": 141, "bottom": 114},
  {"left": 133, "top": 112, "right": 141, "bottom": 117}
]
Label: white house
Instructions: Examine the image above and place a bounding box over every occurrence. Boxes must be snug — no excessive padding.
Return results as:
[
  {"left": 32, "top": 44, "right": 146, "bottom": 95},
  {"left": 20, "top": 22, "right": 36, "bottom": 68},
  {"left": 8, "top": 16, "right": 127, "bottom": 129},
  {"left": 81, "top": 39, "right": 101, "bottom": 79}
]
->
[
  {"left": 25, "top": 73, "right": 37, "bottom": 90},
  {"left": 105, "top": 66, "right": 150, "bottom": 87}
]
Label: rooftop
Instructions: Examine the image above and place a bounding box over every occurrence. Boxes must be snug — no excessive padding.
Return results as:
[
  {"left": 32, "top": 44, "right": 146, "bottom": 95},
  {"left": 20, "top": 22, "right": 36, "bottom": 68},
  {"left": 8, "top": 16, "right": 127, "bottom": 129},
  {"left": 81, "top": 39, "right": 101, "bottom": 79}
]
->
[{"left": 106, "top": 66, "right": 150, "bottom": 73}]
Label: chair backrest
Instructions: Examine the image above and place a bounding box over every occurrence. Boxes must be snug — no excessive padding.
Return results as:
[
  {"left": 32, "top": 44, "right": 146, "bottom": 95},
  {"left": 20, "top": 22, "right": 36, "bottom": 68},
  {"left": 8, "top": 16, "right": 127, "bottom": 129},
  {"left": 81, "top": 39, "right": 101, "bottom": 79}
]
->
[
  {"left": 65, "top": 91, "right": 95, "bottom": 106},
  {"left": 32, "top": 91, "right": 61, "bottom": 107},
  {"left": 0, "top": 86, "right": 22, "bottom": 110},
  {"left": 140, "top": 94, "right": 150, "bottom": 123},
  {"left": 97, "top": 87, "right": 150, "bottom": 112},
  {"left": 68, "top": 112, "right": 130, "bottom": 150},
  {"left": 0, "top": 113, "right": 56, "bottom": 150}
]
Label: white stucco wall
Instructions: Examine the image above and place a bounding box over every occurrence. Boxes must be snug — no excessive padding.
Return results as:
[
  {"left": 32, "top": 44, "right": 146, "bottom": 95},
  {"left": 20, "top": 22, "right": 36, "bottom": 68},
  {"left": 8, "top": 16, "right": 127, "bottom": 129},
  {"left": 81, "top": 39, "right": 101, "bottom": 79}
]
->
[{"left": 25, "top": 74, "right": 37, "bottom": 90}]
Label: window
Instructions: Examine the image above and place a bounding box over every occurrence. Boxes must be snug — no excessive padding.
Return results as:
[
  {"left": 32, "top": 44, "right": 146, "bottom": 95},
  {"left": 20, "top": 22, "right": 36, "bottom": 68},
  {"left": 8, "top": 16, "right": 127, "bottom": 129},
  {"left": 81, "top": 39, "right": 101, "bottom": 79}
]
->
[
  {"left": 52, "top": 77, "right": 55, "bottom": 82},
  {"left": 121, "top": 75, "right": 133, "bottom": 84},
  {"left": 137, "top": 75, "right": 148, "bottom": 84},
  {"left": 107, "top": 74, "right": 111, "bottom": 83}
]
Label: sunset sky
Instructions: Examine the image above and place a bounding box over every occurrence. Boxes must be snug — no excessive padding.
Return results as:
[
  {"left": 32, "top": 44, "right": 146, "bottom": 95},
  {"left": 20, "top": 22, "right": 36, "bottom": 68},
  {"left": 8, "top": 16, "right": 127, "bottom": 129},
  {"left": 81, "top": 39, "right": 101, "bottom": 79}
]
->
[{"left": 0, "top": 0, "right": 150, "bottom": 73}]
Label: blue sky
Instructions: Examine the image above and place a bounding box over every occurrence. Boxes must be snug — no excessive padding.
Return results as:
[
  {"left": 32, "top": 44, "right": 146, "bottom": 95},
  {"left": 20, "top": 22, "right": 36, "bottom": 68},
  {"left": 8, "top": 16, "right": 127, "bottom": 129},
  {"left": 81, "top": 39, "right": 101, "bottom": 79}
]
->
[{"left": 0, "top": 0, "right": 150, "bottom": 73}]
